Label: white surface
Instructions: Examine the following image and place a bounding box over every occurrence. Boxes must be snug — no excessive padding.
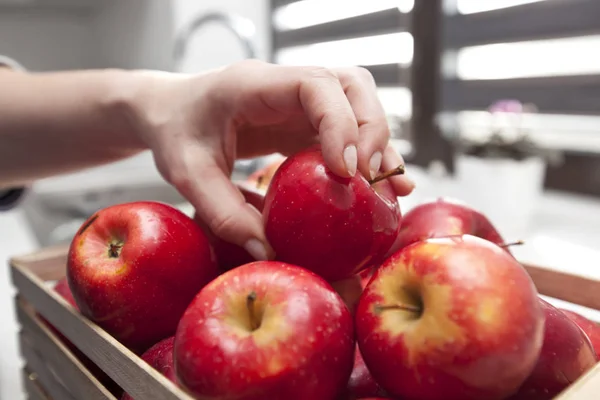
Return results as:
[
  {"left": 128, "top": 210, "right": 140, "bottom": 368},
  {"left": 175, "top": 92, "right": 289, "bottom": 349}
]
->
[
  {"left": 0, "top": 210, "right": 38, "bottom": 400},
  {"left": 0, "top": 9, "right": 96, "bottom": 71}
]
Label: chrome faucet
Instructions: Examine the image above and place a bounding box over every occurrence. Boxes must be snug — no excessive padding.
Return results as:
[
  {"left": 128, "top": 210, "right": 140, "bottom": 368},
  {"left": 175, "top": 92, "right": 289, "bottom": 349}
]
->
[{"left": 173, "top": 11, "right": 258, "bottom": 66}]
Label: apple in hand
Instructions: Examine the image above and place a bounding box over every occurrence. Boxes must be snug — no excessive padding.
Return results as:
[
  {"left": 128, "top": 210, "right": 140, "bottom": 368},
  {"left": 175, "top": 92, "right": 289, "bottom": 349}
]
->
[
  {"left": 67, "top": 201, "right": 219, "bottom": 353},
  {"left": 174, "top": 261, "right": 355, "bottom": 400},
  {"left": 121, "top": 336, "right": 178, "bottom": 400},
  {"left": 394, "top": 198, "right": 506, "bottom": 252},
  {"left": 560, "top": 309, "right": 600, "bottom": 356},
  {"left": 508, "top": 300, "right": 599, "bottom": 400},
  {"left": 356, "top": 234, "right": 544, "bottom": 400},
  {"left": 263, "top": 145, "right": 402, "bottom": 282}
]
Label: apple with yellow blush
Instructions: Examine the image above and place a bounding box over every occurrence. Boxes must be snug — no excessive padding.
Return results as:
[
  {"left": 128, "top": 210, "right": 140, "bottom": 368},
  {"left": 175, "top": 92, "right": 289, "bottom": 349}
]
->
[{"left": 355, "top": 234, "right": 544, "bottom": 400}]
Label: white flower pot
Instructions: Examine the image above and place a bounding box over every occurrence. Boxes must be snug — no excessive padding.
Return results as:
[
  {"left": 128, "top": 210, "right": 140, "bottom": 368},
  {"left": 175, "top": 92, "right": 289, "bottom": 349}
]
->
[{"left": 454, "top": 154, "right": 547, "bottom": 240}]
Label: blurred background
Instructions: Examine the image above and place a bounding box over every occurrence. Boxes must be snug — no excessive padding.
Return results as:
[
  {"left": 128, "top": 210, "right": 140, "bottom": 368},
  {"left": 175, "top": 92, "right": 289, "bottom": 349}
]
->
[{"left": 1, "top": 0, "right": 600, "bottom": 398}]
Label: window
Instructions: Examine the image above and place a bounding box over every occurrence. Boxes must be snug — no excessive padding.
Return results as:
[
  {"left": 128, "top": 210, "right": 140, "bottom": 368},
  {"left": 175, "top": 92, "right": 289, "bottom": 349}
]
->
[{"left": 269, "top": 0, "right": 600, "bottom": 197}]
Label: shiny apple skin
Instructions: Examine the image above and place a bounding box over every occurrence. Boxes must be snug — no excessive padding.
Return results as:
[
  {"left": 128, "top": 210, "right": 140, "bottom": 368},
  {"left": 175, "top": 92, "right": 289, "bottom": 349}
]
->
[
  {"left": 560, "top": 309, "right": 600, "bottom": 357},
  {"left": 121, "top": 336, "right": 178, "bottom": 400},
  {"left": 508, "top": 300, "right": 599, "bottom": 400},
  {"left": 263, "top": 145, "right": 402, "bottom": 282},
  {"left": 344, "top": 344, "right": 388, "bottom": 400},
  {"left": 395, "top": 198, "right": 505, "bottom": 252},
  {"left": 356, "top": 234, "right": 544, "bottom": 400},
  {"left": 174, "top": 261, "right": 355, "bottom": 400},
  {"left": 67, "top": 201, "right": 219, "bottom": 353}
]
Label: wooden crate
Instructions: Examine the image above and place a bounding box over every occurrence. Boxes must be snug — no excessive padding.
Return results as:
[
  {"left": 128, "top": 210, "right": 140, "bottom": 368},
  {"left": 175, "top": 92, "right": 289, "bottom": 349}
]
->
[{"left": 9, "top": 244, "right": 600, "bottom": 400}]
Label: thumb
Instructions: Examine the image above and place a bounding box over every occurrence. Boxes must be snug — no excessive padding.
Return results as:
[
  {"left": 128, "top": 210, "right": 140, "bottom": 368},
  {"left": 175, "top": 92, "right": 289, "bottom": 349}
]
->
[{"left": 155, "top": 143, "right": 273, "bottom": 262}]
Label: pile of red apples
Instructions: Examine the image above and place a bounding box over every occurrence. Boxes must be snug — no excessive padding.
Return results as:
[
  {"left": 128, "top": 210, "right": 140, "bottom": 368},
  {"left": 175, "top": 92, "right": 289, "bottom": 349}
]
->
[{"left": 50, "top": 145, "right": 600, "bottom": 400}]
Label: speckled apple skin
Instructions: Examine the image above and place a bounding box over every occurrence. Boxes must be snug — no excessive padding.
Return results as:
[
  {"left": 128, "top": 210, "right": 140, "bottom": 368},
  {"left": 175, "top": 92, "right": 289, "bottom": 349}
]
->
[
  {"left": 174, "top": 261, "right": 355, "bottom": 400},
  {"left": 67, "top": 201, "right": 219, "bottom": 353},
  {"left": 394, "top": 198, "right": 506, "bottom": 252},
  {"left": 263, "top": 145, "right": 401, "bottom": 282},
  {"left": 561, "top": 309, "right": 600, "bottom": 357},
  {"left": 121, "top": 336, "right": 178, "bottom": 400},
  {"left": 508, "top": 299, "right": 599, "bottom": 400},
  {"left": 356, "top": 235, "right": 544, "bottom": 400}
]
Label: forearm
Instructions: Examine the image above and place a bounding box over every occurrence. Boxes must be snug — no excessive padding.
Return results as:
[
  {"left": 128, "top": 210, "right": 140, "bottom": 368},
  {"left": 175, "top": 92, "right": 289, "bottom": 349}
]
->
[{"left": 0, "top": 68, "right": 147, "bottom": 189}]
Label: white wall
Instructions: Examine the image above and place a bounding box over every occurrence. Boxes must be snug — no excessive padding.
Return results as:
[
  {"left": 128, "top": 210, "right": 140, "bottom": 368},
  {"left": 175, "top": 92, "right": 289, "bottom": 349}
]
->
[
  {"left": 32, "top": 0, "right": 272, "bottom": 192},
  {"left": 0, "top": 9, "right": 95, "bottom": 71}
]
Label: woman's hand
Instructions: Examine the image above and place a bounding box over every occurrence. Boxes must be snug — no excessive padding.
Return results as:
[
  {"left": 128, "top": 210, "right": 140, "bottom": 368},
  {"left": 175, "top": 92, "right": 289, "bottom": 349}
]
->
[{"left": 123, "top": 60, "right": 415, "bottom": 261}]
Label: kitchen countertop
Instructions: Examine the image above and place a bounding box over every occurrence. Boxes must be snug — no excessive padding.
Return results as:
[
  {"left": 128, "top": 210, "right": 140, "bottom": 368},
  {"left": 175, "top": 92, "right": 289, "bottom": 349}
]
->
[{"left": 1, "top": 175, "right": 600, "bottom": 399}]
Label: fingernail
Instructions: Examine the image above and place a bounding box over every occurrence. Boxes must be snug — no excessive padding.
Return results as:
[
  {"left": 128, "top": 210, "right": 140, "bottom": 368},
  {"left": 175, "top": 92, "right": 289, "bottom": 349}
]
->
[
  {"left": 244, "top": 238, "right": 269, "bottom": 261},
  {"left": 369, "top": 151, "right": 383, "bottom": 180},
  {"left": 343, "top": 145, "right": 357, "bottom": 177}
]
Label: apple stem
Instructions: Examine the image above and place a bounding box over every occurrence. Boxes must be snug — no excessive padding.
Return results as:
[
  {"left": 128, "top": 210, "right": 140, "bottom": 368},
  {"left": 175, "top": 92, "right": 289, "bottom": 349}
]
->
[
  {"left": 256, "top": 175, "right": 264, "bottom": 188},
  {"left": 108, "top": 243, "right": 123, "bottom": 258},
  {"left": 246, "top": 291, "right": 261, "bottom": 331},
  {"left": 368, "top": 164, "right": 405, "bottom": 185},
  {"left": 375, "top": 303, "right": 421, "bottom": 315},
  {"left": 499, "top": 240, "right": 525, "bottom": 248}
]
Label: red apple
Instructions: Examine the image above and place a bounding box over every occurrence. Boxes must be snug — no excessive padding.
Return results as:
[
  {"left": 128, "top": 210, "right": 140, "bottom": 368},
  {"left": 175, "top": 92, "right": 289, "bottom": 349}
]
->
[
  {"left": 121, "top": 336, "right": 177, "bottom": 400},
  {"left": 560, "top": 309, "right": 600, "bottom": 356},
  {"left": 395, "top": 198, "right": 506, "bottom": 252},
  {"left": 331, "top": 275, "right": 364, "bottom": 316},
  {"left": 67, "top": 201, "right": 219, "bottom": 353},
  {"left": 332, "top": 266, "right": 379, "bottom": 316},
  {"left": 344, "top": 345, "right": 387, "bottom": 400},
  {"left": 174, "top": 261, "right": 355, "bottom": 400},
  {"left": 508, "top": 300, "right": 598, "bottom": 400},
  {"left": 356, "top": 234, "right": 544, "bottom": 400},
  {"left": 246, "top": 155, "right": 287, "bottom": 191},
  {"left": 263, "top": 145, "right": 402, "bottom": 282}
]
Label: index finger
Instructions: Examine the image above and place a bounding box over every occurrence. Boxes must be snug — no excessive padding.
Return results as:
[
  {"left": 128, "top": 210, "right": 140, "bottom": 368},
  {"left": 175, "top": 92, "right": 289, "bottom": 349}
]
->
[{"left": 220, "top": 61, "right": 360, "bottom": 178}]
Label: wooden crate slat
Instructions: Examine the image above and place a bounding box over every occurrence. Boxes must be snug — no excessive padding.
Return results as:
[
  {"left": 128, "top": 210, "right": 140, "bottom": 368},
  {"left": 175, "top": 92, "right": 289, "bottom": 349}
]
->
[
  {"left": 19, "top": 332, "right": 78, "bottom": 400},
  {"left": 23, "top": 368, "right": 52, "bottom": 400},
  {"left": 16, "top": 298, "right": 116, "bottom": 400},
  {"left": 444, "top": 0, "right": 600, "bottom": 48},
  {"left": 10, "top": 262, "right": 195, "bottom": 400},
  {"left": 273, "top": 8, "right": 410, "bottom": 49},
  {"left": 442, "top": 74, "right": 600, "bottom": 115},
  {"left": 523, "top": 264, "right": 600, "bottom": 310}
]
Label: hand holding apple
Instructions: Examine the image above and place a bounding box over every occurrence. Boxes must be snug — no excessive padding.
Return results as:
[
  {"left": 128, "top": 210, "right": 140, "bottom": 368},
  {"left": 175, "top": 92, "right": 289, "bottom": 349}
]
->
[
  {"left": 356, "top": 234, "right": 544, "bottom": 400},
  {"left": 174, "top": 261, "right": 355, "bottom": 400},
  {"left": 67, "top": 201, "right": 219, "bottom": 353},
  {"left": 263, "top": 145, "right": 402, "bottom": 282}
]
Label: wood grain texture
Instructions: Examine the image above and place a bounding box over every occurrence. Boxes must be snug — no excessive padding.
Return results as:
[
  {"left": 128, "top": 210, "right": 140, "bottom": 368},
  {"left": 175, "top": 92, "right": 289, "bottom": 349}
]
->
[
  {"left": 523, "top": 263, "right": 600, "bottom": 310},
  {"left": 10, "top": 262, "right": 194, "bottom": 400},
  {"left": 16, "top": 298, "right": 116, "bottom": 400},
  {"left": 23, "top": 368, "right": 52, "bottom": 400},
  {"left": 19, "top": 332, "right": 78, "bottom": 400}
]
